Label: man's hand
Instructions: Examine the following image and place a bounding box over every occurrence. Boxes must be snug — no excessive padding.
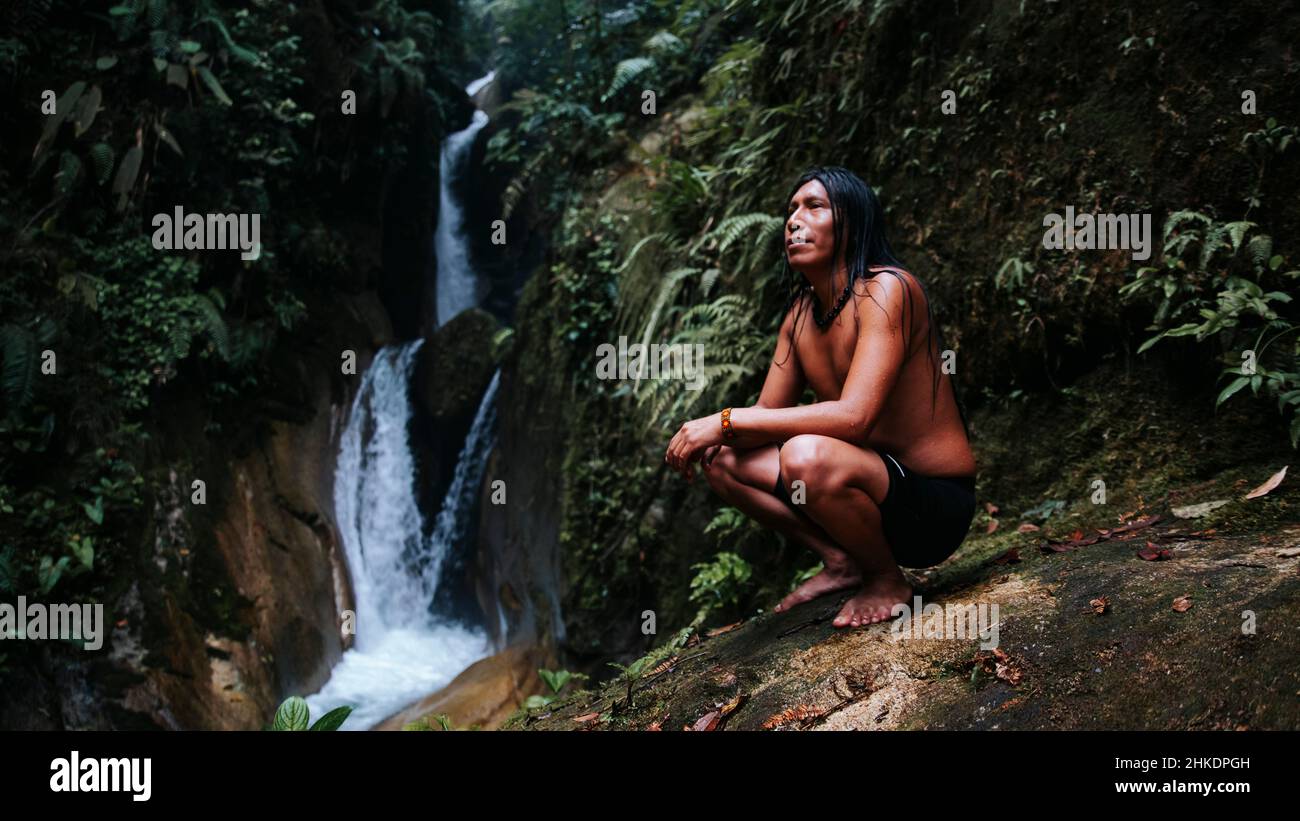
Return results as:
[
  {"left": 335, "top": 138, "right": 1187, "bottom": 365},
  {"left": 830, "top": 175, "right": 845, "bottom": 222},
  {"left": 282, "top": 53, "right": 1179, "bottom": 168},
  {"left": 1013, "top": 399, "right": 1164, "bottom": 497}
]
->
[{"left": 665, "top": 411, "right": 725, "bottom": 482}]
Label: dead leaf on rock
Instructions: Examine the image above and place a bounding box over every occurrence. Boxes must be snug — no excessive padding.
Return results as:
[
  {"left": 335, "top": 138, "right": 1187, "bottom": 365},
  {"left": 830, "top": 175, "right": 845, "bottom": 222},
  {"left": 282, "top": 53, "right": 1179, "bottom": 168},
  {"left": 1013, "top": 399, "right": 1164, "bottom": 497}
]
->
[
  {"left": 973, "top": 648, "right": 1024, "bottom": 686},
  {"left": 985, "top": 502, "right": 999, "bottom": 515},
  {"left": 992, "top": 548, "right": 1021, "bottom": 565},
  {"left": 1089, "top": 596, "right": 1109, "bottom": 614},
  {"left": 1172, "top": 595, "right": 1193, "bottom": 613},
  {"left": 761, "top": 704, "right": 824, "bottom": 730},
  {"left": 706, "top": 621, "right": 743, "bottom": 637},
  {"left": 649, "top": 656, "right": 679, "bottom": 676},
  {"left": 1171, "top": 499, "right": 1230, "bottom": 518},
  {"left": 1245, "top": 465, "right": 1287, "bottom": 500},
  {"left": 688, "top": 694, "right": 746, "bottom": 731},
  {"left": 986, "top": 519, "right": 999, "bottom": 534},
  {"left": 689, "top": 710, "right": 720, "bottom": 732},
  {"left": 1137, "top": 542, "right": 1173, "bottom": 561},
  {"left": 1017, "top": 522, "right": 1040, "bottom": 533}
]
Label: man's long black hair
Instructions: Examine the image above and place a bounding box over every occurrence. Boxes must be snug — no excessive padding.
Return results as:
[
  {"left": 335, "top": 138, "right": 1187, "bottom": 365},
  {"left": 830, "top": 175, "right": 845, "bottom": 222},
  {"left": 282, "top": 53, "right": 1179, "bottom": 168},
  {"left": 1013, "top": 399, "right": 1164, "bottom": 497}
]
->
[{"left": 776, "top": 165, "right": 971, "bottom": 436}]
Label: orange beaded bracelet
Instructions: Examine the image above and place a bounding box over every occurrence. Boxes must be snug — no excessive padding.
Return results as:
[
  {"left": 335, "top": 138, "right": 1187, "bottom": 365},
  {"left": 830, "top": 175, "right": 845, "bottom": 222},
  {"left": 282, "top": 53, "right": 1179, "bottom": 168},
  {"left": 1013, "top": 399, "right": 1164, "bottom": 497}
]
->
[{"left": 720, "top": 407, "right": 737, "bottom": 440}]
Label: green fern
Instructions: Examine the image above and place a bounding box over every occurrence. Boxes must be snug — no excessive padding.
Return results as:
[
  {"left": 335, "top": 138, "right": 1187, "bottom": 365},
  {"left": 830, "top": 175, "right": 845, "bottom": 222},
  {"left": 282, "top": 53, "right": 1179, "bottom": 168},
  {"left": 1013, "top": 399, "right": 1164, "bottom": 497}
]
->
[
  {"left": 89, "top": 142, "right": 115, "bottom": 185},
  {"left": 712, "top": 212, "right": 782, "bottom": 254},
  {"left": 54, "top": 152, "right": 82, "bottom": 197},
  {"left": 0, "top": 324, "right": 38, "bottom": 414},
  {"left": 604, "top": 57, "right": 654, "bottom": 102},
  {"left": 190, "top": 293, "right": 230, "bottom": 359}
]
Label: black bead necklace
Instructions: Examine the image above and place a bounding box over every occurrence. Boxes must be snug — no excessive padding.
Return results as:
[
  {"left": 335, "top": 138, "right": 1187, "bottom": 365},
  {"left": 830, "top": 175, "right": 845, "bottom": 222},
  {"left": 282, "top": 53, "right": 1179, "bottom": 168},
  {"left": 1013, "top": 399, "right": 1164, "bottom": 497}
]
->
[{"left": 808, "top": 275, "right": 855, "bottom": 329}]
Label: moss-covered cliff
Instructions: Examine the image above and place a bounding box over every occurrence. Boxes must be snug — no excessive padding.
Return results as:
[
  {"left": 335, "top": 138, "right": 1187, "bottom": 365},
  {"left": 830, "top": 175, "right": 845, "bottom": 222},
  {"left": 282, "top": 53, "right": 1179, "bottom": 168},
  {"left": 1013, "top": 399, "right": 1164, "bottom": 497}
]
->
[{"left": 471, "top": 0, "right": 1300, "bottom": 713}]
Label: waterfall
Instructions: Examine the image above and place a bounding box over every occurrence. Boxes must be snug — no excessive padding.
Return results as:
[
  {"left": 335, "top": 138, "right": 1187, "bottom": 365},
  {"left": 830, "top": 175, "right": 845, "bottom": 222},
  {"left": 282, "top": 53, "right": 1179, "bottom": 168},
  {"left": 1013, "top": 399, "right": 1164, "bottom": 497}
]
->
[
  {"left": 435, "top": 70, "right": 496, "bottom": 327},
  {"left": 419, "top": 369, "right": 501, "bottom": 596},
  {"left": 306, "top": 349, "right": 500, "bottom": 730},
  {"left": 307, "top": 69, "right": 501, "bottom": 730}
]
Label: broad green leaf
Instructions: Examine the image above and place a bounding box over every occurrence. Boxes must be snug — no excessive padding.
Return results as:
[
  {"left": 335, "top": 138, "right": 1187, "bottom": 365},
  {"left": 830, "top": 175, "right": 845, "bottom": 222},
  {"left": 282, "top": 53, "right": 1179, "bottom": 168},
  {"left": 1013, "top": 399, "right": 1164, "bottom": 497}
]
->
[
  {"left": 308, "top": 706, "right": 352, "bottom": 731},
  {"left": 34, "top": 81, "right": 86, "bottom": 160},
  {"left": 83, "top": 496, "right": 104, "bottom": 525},
  {"left": 1216, "top": 376, "right": 1250, "bottom": 407},
  {"left": 70, "top": 537, "right": 94, "bottom": 570},
  {"left": 1136, "top": 332, "right": 1165, "bottom": 354},
  {"left": 196, "top": 66, "right": 232, "bottom": 105},
  {"left": 153, "top": 122, "right": 184, "bottom": 157},
  {"left": 272, "top": 696, "right": 310, "bottom": 730},
  {"left": 112, "top": 144, "right": 142, "bottom": 211},
  {"left": 72, "top": 85, "right": 102, "bottom": 137},
  {"left": 96, "top": 56, "right": 119, "bottom": 70}
]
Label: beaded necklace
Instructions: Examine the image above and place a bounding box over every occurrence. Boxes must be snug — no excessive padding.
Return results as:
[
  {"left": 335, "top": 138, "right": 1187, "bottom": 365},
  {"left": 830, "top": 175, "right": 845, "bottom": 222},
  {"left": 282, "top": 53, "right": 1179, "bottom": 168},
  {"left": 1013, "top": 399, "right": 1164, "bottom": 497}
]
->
[{"left": 808, "top": 275, "right": 856, "bottom": 329}]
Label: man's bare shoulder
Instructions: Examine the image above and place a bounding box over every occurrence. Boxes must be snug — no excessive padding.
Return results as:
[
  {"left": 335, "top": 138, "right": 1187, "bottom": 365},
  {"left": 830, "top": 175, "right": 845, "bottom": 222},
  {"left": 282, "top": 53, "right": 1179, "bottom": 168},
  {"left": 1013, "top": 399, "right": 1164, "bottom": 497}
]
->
[{"left": 856, "top": 268, "right": 915, "bottom": 328}]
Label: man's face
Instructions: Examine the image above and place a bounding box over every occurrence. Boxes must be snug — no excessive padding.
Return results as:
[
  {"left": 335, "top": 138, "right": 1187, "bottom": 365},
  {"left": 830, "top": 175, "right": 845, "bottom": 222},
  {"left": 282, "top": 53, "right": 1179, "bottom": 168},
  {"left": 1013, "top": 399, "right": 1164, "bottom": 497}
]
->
[{"left": 785, "top": 179, "right": 835, "bottom": 273}]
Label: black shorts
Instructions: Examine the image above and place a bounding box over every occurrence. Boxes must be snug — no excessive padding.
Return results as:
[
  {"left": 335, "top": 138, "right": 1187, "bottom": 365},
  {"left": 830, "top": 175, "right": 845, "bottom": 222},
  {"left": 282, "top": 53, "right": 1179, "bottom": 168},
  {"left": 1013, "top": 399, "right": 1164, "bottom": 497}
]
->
[{"left": 773, "top": 445, "right": 977, "bottom": 569}]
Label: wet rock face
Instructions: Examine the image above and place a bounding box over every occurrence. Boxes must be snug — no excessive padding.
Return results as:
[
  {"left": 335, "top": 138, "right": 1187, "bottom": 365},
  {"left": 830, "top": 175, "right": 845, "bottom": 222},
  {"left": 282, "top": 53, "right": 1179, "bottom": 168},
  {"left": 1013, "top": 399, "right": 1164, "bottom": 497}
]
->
[
  {"left": 413, "top": 308, "right": 501, "bottom": 424},
  {"left": 372, "top": 642, "right": 551, "bottom": 731},
  {"left": 0, "top": 291, "right": 391, "bottom": 731},
  {"left": 512, "top": 521, "right": 1300, "bottom": 732},
  {"left": 410, "top": 307, "right": 500, "bottom": 517}
]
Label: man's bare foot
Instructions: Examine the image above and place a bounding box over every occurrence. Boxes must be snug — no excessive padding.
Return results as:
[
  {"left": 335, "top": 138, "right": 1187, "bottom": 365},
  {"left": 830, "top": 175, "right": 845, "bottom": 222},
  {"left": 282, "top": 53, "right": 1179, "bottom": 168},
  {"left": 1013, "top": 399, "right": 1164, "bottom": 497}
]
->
[
  {"left": 833, "top": 572, "right": 913, "bottom": 628},
  {"left": 773, "top": 560, "right": 862, "bottom": 613}
]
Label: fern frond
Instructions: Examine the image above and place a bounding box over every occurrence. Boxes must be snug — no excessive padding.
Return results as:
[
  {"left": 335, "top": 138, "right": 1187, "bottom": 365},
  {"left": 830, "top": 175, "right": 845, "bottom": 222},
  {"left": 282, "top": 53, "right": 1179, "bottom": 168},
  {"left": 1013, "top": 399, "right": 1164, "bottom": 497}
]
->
[
  {"left": 0, "top": 324, "right": 38, "bottom": 413},
  {"left": 191, "top": 294, "right": 230, "bottom": 359},
  {"left": 604, "top": 57, "right": 654, "bottom": 102}
]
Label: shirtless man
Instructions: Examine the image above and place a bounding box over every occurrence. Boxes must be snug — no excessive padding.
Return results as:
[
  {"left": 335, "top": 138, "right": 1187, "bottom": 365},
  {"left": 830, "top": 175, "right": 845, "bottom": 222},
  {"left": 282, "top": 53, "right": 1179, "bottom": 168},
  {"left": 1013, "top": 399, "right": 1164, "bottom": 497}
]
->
[{"left": 664, "top": 166, "right": 977, "bottom": 629}]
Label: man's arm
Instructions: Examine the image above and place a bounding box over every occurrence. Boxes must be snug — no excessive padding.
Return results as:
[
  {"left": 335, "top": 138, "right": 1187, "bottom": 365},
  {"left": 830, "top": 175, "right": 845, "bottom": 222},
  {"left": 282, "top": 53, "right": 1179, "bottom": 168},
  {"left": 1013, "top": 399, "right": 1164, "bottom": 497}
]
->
[{"left": 728, "top": 274, "right": 909, "bottom": 447}]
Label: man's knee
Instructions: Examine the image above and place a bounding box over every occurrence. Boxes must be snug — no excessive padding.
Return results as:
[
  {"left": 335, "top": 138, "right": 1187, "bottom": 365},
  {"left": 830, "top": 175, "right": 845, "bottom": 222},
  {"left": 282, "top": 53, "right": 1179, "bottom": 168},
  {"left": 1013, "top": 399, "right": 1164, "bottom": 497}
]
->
[
  {"left": 779, "top": 435, "right": 869, "bottom": 500},
  {"left": 778, "top": 435, "right": 830, "bottom": 482},
  {"left": 703, "top": 447, "right": 739, "bottom": 496}
]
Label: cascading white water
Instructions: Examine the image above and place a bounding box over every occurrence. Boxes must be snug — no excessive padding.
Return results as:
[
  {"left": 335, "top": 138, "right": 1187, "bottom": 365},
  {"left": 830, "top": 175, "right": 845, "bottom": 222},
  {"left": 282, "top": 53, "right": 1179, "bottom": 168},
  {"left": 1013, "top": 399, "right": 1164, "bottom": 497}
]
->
[
  {"left": 305, "top": 346, "right": 500, "bottom": 730},
  {"left": 435, "top": 70, "right": 496, "bottom": 327},
  {"left": 307, "top": 69, "right": 501, "bottom": 730}
]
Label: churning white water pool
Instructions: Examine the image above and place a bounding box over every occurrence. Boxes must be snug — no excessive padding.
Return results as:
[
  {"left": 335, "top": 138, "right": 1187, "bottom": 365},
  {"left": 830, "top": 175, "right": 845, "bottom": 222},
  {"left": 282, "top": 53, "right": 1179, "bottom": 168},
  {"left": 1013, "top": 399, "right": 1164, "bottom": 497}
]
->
[{"left": 305, "top": 345, "right": 501, "bottom": 730}]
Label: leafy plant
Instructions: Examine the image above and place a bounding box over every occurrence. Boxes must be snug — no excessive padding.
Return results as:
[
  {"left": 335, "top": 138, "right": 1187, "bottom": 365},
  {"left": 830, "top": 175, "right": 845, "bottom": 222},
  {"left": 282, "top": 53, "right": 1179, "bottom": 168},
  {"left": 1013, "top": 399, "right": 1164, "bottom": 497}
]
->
[
  {"left": 268, "top": 696, "right": 352, "bottom": 731},
  {"left": 1121, "top": 210, "right": 1300, "bottom": 444}
]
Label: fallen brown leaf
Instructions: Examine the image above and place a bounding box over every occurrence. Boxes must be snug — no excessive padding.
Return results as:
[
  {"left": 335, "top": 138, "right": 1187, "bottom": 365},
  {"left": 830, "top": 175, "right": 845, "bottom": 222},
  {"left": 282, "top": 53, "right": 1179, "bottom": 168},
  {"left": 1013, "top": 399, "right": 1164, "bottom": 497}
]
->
[
  {"left": 761, "top": 704, "right": 824, "bottom": 730},
  {"left": 1245, "top": 465, "right": 1288, "bottom": 500},
  {"left": 991, "top": 548, "right": 1021, "bottom": 565},
  {"left": 649, "top": 656, "right": 679, "bottom": 676},
  {"left": 1172, "top": 595, "right": 1193, "bottom": 613},
  {"left": 706, "top": 621, "right": 744, "bottom": 637},
  {"left": 690, "top": 710, "right": 721, "bottom": 732},
  {"left": 986, "top": 519, "right": 999, "bottom": 534},
  {"left": 1089, "top": 596, "right": 1109, "bottom": 614},
  {"left": 1137, "top": 542, "right": 1172, "bottom": 561},
  {"left": 573, "top": 712, "right": 600, "bottom": 723},
  {"left": 985, "top": 502, "right": 1000, "bottom": 515},
  {"left": 1017, "top": 522, "right": 1040, "bottom": 533}
]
